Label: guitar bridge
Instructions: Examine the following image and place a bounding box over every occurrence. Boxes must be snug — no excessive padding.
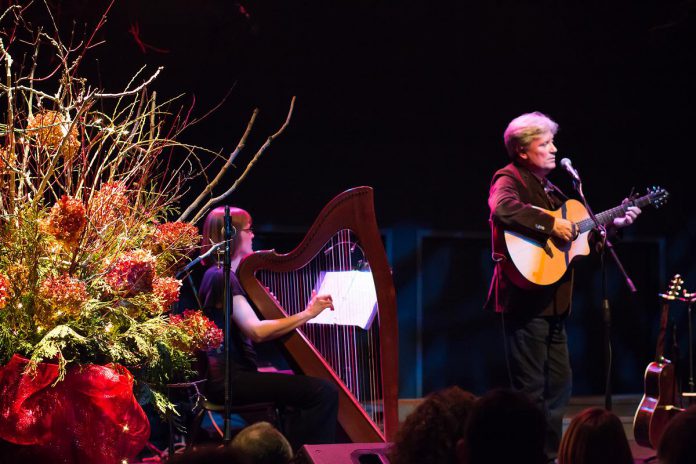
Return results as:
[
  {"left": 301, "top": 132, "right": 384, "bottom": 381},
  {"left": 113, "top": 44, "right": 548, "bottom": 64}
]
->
[{"left": 543, "top": 241, "right": 553, "bottom": 258}]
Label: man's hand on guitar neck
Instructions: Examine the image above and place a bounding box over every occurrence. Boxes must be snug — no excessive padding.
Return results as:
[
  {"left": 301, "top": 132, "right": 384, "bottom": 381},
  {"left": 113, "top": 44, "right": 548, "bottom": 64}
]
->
[
  {"left": 551, "top": 201, "right": 640, "bottom": 242},
  {"left": 613, "top": 202, "right": 642, "bottom": 228},
  {"left": 552, "top": 217, "right": 577, "bottom": 241}
]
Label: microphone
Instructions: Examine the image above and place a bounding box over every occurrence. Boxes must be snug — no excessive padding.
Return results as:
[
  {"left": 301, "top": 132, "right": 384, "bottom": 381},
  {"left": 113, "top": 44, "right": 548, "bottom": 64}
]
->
[
  {"left": 175, "top": 241, "right": 226, "bottom": 277},
  {"left": 224, "top": 210, "right": 233, "bottom": 241},
  {"left": 560, "top": 158, "right": 581, "bottom": 182}
]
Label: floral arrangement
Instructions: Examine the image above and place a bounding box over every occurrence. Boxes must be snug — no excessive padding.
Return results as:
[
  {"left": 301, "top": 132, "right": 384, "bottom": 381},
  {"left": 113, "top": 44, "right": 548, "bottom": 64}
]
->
[{"left": 0, "top": 4, "right": 293, "bottom": 417}]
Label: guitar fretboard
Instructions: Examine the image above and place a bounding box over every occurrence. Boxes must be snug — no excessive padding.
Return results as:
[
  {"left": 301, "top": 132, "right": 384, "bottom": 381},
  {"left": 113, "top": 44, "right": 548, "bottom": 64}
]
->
[{"left": 576, "top": 194, "right": 656, "bottom": 234}]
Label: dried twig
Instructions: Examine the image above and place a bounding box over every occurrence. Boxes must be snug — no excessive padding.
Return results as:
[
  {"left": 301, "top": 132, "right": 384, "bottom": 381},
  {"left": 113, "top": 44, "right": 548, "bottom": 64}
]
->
[
  {"left": 178, "top": 108, "right": 258, "bottom": 222},
  {"left": 94, "top": 67, "right": 163, "bottom": 99},
  {"left": 189, "top": 96, "right": 296, "bottom": 224}
]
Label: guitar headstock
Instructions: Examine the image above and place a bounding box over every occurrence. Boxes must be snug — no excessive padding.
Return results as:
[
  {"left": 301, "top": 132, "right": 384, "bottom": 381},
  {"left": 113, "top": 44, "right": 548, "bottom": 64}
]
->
[
  {"left": 659, "top": 274, "right": 684, "bottom": 301},
  {"left": 647, "top": 186, "right": 669, "bottom": 208}
]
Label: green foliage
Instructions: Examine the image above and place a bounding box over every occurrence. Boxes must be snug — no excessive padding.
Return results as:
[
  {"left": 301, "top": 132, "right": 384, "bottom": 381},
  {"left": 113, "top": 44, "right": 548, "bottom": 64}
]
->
[{"left": 0, "top": 4, "right": 215, "bottom": 417}]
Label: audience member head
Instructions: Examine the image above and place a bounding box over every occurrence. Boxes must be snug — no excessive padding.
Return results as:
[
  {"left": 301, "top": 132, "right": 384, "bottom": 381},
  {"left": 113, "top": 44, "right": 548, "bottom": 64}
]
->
[
  {"left": 463, "top": 388, "right": 546, "bottom": 464},
  {"left": 557, "top": 407, "right": 632, "bottom": 464},
  {"left": 231, "top": 421, "right": 293, "bottom": 464},
  {"left": 167, "top": 443, "right": 238, "bottom": 464},
  {"left": 389, "top": 385, "right": 476, "bottom": 464},
  {"left": 657, "top": 405, "right": 696, "bottom": 464}
]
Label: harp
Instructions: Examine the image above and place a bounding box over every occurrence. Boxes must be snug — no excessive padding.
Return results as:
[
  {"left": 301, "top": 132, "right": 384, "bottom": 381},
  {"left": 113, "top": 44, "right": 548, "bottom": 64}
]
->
[{"left": 237, "top": 186, "right": 399, "bottom": 442}]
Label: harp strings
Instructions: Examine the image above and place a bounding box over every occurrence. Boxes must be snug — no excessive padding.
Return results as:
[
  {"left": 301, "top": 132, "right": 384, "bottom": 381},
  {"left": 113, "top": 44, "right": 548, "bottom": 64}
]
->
[{"left": 257, "top": 229, "right": 385, "bottom": 431}]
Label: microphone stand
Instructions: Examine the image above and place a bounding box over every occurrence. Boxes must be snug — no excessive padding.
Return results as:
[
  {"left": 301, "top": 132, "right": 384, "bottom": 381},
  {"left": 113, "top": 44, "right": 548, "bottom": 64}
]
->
[
  {"left": 175, "top": 241, "right": 227, "bottom": 309},
  {"left": 223, "top": 206, "right": 233, "bottom": 442},
  {"left": 570, "top": 173, "right": 636, "bottom": 412},
  {"left": 682, "top": 294, "right": 696, "bottom": 396}
]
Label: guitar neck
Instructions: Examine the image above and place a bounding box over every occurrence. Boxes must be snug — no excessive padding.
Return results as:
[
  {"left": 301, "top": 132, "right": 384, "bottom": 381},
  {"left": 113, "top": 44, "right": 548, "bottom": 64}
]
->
[
  {"left": 576, "top": 194, "right": 654, "bottom": 233},
  {"left": 656, "top": 301, "right": 670, "bottom": 361}
]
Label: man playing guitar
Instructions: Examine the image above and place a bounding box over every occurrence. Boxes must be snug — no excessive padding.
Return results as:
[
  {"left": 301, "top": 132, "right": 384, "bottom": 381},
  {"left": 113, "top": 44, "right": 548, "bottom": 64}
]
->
[{"left": 485, "top": 111, "right": 641, "bottom": 461}]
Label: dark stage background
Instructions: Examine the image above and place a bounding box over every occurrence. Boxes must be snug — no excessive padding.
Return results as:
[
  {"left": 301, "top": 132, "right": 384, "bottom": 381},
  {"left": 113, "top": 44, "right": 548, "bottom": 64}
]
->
[{"left": 24, "top": 0, "right": 696, "bottom": 399}]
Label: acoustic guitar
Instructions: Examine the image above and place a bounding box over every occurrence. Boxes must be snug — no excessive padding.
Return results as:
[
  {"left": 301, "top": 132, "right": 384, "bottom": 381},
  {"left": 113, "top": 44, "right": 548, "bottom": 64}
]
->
[
  {"left": 633, "top": 274, "right": 684, "bottom": 449},
  {"left": 502, "top": 186, "right": 668, "bottom": 288}
]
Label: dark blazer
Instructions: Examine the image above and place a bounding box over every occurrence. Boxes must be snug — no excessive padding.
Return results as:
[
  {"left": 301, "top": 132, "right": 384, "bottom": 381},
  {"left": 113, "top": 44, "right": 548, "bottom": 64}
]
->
[{"left": 485, "top": 162, "right": 573, "bottom": 319}]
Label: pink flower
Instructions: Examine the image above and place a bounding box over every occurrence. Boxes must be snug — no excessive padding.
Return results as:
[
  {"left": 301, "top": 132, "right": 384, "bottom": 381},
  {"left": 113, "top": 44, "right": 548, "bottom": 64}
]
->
[
  {"left": 153, "top": 276, "right": 182, "bottom": 310},
  {"left": 46, "top": 195, "right": 87, "bottom": 245},
  {"left": 0, "top": 273, "right": 9, "bottom": 309},
  {"left": 170, "top": 309, "right": 223, "bottom": 352},
  {"left": 104, "top": 249, "right": 156, "bottom": 297}
]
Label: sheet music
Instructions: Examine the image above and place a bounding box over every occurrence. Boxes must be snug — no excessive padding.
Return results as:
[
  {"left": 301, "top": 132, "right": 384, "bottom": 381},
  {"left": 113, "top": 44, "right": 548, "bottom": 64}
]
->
[{"left": 308, "top": 271, "right": 378, "bottom": 330}]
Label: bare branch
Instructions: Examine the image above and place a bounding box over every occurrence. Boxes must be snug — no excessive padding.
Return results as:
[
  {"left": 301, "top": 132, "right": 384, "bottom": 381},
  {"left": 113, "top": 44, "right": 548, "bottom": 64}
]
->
[
  {"left": 178, "top": 108, "right": 259, "bottom": 222},
  {"left": 190, "top": 96, "right": 296, "bottom": 223},
  {"left": 1, "top": 36, "right": 17, "bottom": 209},
  {"left": 3, "top": 83, "right": 60, "bottom": 102},
  {"left": 94, "top": 66, "right": 163, "bottom": 99}
]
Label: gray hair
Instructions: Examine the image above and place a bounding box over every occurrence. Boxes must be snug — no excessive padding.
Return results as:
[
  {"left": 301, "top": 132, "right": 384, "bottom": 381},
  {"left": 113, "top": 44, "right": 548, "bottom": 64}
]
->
[{"left": 503, "top": 111, "right": 558, "bottom": 160}]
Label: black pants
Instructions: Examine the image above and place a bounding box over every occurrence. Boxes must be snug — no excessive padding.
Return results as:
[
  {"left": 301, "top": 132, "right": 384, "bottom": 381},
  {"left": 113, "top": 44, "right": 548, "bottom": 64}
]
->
[
  {"left": 206, "top": 366, "right": 339, "bottom": 450},
  {"left": 504, "top": 315, "right": 573, "bottom": 458}
]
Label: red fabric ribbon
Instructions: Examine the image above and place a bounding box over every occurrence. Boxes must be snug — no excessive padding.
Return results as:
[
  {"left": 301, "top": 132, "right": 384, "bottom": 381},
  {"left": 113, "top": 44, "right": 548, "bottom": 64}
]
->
[{"left": 0, "top": 354, "right": 150, "bottom": 463}]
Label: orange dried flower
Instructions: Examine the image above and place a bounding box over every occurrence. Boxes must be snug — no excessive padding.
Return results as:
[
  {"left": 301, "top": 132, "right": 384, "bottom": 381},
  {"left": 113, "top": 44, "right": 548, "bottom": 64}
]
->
[
  {"left": 147, "top": 221, "right": 200, "bottom": 274},
  {"left": 0, "top": 146, "right": 15, "bottom": 171},
  {"left": 90, "top": 182, "right": 130, "bottom": 230},
  {"left": 26, "top": 110, "right": 80, "bottom": 160},
  {"left": 3, "top": 264, "right": 28, "bottom": 298},
  {"left": 37, "top": 274, "right": 89, "bottom": 320},
  {"left": 151, "top": 222, "right": 200, "bottom": 253},
  {"left": 46, "top": 195, "right": 87, "bottom": 246}
]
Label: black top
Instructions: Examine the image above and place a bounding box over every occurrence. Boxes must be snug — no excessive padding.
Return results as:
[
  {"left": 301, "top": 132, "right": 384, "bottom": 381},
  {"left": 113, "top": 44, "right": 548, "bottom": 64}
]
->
[{"left": 199, "top": 265, "right": 258, "bottom": 371}]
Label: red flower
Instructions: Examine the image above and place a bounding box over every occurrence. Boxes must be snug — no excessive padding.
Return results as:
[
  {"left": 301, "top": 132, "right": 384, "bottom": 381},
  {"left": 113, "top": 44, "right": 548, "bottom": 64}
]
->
[
  {"left": 46, "top": 195, "right": 87, "bottom": 246},
  {"left": 153, "top": 276, "right": 182, "bottom": 311},
  {"left": 103, "top": 249, "right": 156, "bottom": 297},
  {"left": 170, "top": 309, "right": 223, "bottom": 352},
  {"left": 0, "top": 273, "right": 9, "bottom": 309}
]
